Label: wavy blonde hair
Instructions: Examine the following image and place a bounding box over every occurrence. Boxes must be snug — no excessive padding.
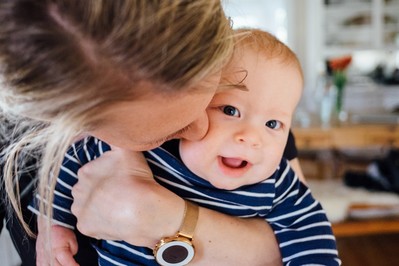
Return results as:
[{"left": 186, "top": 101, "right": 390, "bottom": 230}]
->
[{"left": 0, "top": 0, "right": 234, "bottom": 235}]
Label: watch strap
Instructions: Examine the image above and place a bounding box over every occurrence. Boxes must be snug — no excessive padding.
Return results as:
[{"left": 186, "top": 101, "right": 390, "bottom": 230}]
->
[
  {"left": 153, "top": 200, "right": 199, "bottom": 265},
  {"left": 178, "top": 200, "right": 199, "bottom": 240}
]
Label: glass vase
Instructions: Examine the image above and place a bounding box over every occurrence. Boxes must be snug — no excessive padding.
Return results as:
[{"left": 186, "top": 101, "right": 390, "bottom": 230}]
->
[{"left": 333, "top": 71, "right": 348, "bottom": 122}]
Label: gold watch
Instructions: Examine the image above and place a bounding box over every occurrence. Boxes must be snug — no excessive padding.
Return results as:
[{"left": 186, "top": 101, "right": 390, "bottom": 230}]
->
[{"left": 153, "top": 200, "right": 199, "bottom": 266}]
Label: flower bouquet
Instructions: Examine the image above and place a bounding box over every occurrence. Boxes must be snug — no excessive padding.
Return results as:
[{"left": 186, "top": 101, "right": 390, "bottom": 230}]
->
[{"left": 328, "top": 55, "right": 352, "bottom": 120}]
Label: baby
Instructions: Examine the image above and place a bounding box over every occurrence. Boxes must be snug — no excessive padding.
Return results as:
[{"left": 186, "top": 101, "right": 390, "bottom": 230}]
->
[{"left": 31, "top": 29, "right": 340, "bottom": 265}]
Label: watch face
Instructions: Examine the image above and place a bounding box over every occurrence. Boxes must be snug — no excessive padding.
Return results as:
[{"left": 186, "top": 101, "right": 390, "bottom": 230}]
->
[{"left": 155, "top": 240, "right": 194, "bottom": 266}]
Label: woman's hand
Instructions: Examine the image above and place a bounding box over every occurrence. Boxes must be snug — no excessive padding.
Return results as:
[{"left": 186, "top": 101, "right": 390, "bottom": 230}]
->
[
  {"left": 71, "top": 147, "right": 184, "bottom": 248},
  {"left": 36, "top": 219, "right": 79, "bottom": 266}
]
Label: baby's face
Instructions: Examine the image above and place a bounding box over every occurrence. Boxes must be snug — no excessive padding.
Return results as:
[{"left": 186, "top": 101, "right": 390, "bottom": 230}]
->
[{"left": 180, "top": 48, "right": 303, "bottom": 190}]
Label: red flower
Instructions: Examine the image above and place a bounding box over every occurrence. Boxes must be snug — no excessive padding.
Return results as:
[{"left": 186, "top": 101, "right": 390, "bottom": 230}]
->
[{"left": 328, "top": 55, "right": 352, "bottom": 71}]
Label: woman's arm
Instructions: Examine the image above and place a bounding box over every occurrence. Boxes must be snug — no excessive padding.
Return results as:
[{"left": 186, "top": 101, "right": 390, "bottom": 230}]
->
[
  {"left": 192, "top": 207, "right": 282, "bottom": 265},
  {"left": 71, "top": 148, "right": 282, "bottom": 265}
]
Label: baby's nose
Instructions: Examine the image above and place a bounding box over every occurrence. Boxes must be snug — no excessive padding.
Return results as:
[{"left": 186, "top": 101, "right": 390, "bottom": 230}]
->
[{"left": 235, "top": 128, "right": 263, "bottom": 149}]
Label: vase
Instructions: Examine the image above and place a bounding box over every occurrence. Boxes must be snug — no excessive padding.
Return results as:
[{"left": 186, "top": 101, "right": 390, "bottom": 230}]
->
[
  {"left": 320, "top": 86, "right": 334, "bottom": 128},
  {"left": 333, "top": 71, "right": 348, "bottom": 122}
]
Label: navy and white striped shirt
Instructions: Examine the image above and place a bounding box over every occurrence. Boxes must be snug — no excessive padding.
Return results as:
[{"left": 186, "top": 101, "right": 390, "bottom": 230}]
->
[{"left": 31, "top": 136, "right": 341, "bottom": 265}]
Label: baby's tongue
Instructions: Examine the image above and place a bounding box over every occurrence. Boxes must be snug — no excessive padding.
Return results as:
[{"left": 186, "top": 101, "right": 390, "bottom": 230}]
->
[{"left": 222, "top": 157, "right": 243, "bottom": 168}]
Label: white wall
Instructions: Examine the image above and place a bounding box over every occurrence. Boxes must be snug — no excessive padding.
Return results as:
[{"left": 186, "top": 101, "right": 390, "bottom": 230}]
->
[{"left": 289, "top": 0, "right": 325, "bottom": 112}]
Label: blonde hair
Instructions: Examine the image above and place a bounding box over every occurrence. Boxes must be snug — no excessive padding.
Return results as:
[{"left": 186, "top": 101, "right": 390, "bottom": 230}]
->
[
  {"left": 0, "top": 0, "right": 233, "bottom": 235},
  {"left": 235, "top": 28, "right": 303, "bottom": 78}
]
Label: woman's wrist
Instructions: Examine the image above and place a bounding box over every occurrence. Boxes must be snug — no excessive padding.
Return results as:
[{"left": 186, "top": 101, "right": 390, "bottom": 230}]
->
[
  {"left": 152, "top": 186, "right": 186, "bottom": 244},
  {"left": 153, "top": 200, "right": 199, "bottom": 265},
  {"left": 124, "top": 181, "right": 186, "bottom": 248}
]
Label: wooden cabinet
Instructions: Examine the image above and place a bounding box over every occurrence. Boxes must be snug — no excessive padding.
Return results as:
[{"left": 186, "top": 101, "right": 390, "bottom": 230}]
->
[
  {"left": 293, "top": 124, "right": 399, "bottom": 150},
  {"left": 294, "top": 127, "right": 332, "bottom": 149},
  {"left": 293, "top": 124, "right": 399, "bottom": 179},
  {"left": 366, "top": 128, "right": 399, "bottom": 146},
  {"left": 294, "top": 124, "right": 399, "bottom": 236}
]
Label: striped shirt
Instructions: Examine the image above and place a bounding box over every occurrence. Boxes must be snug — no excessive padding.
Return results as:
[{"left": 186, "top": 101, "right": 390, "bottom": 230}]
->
[{"left": 30, "top": 136, "right": 341, "bottom": 265}]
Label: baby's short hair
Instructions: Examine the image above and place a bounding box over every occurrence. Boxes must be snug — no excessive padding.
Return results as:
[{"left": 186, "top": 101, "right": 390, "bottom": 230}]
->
[{"left": 234, "top": 28, "right": 302, "bottom": 76}]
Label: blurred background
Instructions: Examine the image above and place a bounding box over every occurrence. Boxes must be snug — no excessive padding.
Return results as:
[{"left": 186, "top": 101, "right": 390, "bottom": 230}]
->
[
  {"left": 1, "top": 1, "right": 399, "bottom": 265},
  {"left": 223, "top": 1, "right": 399, "bottom": 265},
  {"left": 224, "top": 0, "right": 399, "bottom": 121}
]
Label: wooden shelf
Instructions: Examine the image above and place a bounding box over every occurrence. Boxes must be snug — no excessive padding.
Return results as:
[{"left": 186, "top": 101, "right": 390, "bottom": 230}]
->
[
  {"left": 293, "top": 124, "right": 399, "bottom": 150},
  {"left": 294, "top": 123, "right": 399, "bottom": 237},
  {"left": 333, "top": 217, "right": 399, "bottom": 237}
]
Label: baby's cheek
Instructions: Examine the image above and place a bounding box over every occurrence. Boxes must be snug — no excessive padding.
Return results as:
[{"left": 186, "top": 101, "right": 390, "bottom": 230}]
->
[
  {"left": 262, "top": 154, "right": 282, "bottom": 177},
  {"left": 179, "top": 141, "right": 204, "bottom": 174}
]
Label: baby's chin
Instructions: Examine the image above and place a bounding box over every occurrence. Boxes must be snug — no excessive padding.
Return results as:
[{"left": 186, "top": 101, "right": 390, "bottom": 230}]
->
[
  {"left": 206, "top": 170, "right": 274, "bottom": 191},
  {"left": 206, "top": 176, "right": 255, "bottom": 191},
  {"left": 211, "top": 182, "right": 240, "bottom": 191}
]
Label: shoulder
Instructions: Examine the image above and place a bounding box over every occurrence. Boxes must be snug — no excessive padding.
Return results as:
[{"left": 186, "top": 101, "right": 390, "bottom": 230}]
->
[
  {"left": 273, "top": 158, "right": 298, "bottom": 189},
  {"left": 66, "top": 136, "right": 111, "bottom": 164},
  {"left": 283, "top": 130, "right": 298, "bottom": 160}
]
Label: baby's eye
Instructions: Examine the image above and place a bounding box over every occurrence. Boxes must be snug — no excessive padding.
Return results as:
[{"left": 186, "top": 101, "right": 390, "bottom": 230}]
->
[
  {"left": 265, "top": 120, "right": 282, "bottom": 129},
  {"left": 221, "top": 105, "right": 240, "bottom": 117}
]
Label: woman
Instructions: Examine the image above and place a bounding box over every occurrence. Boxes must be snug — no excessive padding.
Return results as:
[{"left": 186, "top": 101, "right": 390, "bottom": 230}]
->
[{"left": 0, "top": 1, "right": 302, "bottom": 264}]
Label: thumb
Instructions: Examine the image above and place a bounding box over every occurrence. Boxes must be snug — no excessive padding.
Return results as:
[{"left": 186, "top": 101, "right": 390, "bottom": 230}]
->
[
  {"left": 55, "top": 248, "right": 79, "bottom": 266},
  {"left": 68, "top": 234, "right": 79, "bottom": 256}
]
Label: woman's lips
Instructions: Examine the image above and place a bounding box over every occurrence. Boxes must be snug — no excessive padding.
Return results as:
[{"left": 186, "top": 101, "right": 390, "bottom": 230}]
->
[{"left": 218, "top": 156, "right": 252, "bottom": 177}]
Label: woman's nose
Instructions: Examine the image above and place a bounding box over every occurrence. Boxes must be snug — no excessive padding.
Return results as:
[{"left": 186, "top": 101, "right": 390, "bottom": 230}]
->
[
  {"left": 179, "top": 112, "right": 209, "bottom": 141},
  {"left": 235, "top": 127, "right": 263, "bottom": 149}
]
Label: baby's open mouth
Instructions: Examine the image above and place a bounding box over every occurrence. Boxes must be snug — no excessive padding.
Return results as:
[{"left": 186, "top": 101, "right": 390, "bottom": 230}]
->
[
  {"left": 220, "top": 157, "right": 248, "bottom": 169},
  {"left": 217, "top": 156, "right": 252, "bottom": 178}
]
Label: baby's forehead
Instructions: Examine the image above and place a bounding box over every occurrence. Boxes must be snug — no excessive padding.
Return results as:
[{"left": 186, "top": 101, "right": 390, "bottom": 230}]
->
[
  {"left": 227, "top": 30, "right": 303, "bottom": 75},
  {"left": 221, "top": 50, "right": 303, "bottom": 92}
]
